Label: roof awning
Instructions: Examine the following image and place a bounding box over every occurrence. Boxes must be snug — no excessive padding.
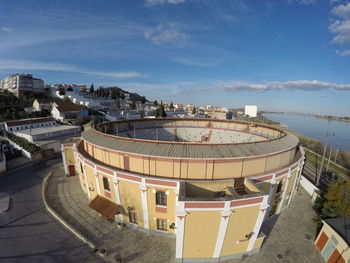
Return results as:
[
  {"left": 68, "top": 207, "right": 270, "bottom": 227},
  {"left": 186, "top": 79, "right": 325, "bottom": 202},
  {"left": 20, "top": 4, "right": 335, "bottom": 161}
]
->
[{"left": 89, "top": 195, "right": 121, "bottom": 219}]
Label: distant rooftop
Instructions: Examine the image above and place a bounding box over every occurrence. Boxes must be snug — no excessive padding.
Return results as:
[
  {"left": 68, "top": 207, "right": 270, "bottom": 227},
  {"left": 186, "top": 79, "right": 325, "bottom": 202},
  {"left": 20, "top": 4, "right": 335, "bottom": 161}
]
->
[{"left": 5, "top": 117, "right": 55, "bottom": 127}]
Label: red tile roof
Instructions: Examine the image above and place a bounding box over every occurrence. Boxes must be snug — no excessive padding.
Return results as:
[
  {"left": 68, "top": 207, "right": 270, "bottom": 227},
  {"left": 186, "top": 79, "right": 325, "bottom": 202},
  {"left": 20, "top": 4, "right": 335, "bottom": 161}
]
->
[
  {"left": 53, "top": 100, "right": 87, "bottom": 112},
  {"left": 89, "top": 195, "right": 121, "bottom": 219},
  {"left": 6, "top": 117, "right": 55, "bottom": 127}
]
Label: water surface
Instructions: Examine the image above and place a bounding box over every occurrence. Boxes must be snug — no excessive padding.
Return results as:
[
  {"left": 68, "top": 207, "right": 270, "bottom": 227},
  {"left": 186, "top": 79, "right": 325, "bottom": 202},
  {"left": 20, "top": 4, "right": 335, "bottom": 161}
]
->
[{"left": 263, "top": 113, "right": 350, "bottom": 151}]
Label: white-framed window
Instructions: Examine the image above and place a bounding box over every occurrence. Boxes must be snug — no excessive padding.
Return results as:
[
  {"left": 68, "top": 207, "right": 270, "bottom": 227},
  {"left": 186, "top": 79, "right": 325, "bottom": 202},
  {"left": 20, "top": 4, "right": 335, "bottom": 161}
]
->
[
  {"left": 103, "top": 177, "right": 110, "bottom": 192},
  {"left": 156, "top": 191, "right": 167, "bottom": 206},
  {"left": 156, "top": 219, "right": 167, "bottom": 231}
]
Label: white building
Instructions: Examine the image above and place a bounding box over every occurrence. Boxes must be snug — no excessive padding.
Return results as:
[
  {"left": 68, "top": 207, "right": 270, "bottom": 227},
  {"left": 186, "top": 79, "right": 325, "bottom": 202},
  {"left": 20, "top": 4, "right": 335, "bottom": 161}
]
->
[
  {"left": 0, "top": 73, "right": 45, "bottom": 96},
  {"left": 4, "top": 117, "right": 57, "bottom": 133},
  {"left": 14, "top": 125, "right": 81, "bottom": 153},
  {"left": 244, "top": 105, "right": 258, "bottom": 117}
]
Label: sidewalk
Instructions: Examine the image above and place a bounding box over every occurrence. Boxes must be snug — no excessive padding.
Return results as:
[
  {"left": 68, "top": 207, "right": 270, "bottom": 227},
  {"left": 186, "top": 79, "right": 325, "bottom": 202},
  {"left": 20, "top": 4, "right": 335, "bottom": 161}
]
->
[{"left": 46, "top": 165, "right": 175, "bottom": 263}]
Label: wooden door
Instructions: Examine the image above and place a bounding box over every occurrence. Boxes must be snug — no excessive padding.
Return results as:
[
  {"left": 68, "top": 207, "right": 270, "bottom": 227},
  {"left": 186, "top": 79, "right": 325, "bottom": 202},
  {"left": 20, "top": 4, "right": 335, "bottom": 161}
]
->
[
  {"left": 68, "top": 165, "right": 76, "bottom": 176},
  {"left": 327, "top": 249, "right": 345, "bottom": 263},
  {"left": 316, "top": 232, "right": 329, "bottom": 251}
]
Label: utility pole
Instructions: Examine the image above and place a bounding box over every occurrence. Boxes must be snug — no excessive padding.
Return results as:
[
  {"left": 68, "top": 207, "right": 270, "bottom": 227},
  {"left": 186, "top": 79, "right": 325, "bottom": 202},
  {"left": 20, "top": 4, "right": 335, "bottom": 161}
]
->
[
  {"left": 326, "top": 145, "right": 333, "bottom": 173},
  {"left": 316, "top": 132, "right": 335, "bottom": 186},
  {"left": 334, "top": 149, "right": 339, "bottom": 163}
]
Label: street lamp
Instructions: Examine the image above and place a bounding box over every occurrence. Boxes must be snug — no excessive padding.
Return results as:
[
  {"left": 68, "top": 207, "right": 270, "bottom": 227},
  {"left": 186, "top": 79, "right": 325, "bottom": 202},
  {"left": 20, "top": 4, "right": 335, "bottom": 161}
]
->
[
  {"left": 334, "top": 149, "right": 339, "bottom": 163},
  {"left": 316, "top": 132, "right": 335, "bottom": 186}
]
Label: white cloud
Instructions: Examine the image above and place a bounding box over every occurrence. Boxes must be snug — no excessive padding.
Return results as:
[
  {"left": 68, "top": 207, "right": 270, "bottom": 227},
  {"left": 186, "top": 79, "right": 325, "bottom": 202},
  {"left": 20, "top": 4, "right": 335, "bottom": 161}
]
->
[
  {"left": 298, "top": 0, "right": 316, "bottom": 5},
  {"left": 288, "top": 0, "right": 316, "bottom": 5},
  {"left": 215, "top": 80, "right": 350, "bottom": 92},
  {"left": 1, "top": 26, "right": 13, "bottom": 32},
  {"left": 144, "top": 25, "right": 188, "bottom": 46},
  {"left": 0, "top": 59, "right": 146, "bottom": 79},
  {"left": 172, "top": 57, "right": 223, "bottom": 67},
  {"left": 336, "top": 49, "right": 350, "bottom": 56},
  {"left": 330, "top": 2, "right": 350, "bottom": 53},
  {"left": 329, "top": 19, "right": 350, "bottom": 44},
  {"left": 332, "top": 2, "right": 350, "bottom": 19},
  {"left": 145, "top": 0, "right": 186, "bottom": 6},
  {"left": 87, "top": 71, "right": 147, "bottom": 78}
]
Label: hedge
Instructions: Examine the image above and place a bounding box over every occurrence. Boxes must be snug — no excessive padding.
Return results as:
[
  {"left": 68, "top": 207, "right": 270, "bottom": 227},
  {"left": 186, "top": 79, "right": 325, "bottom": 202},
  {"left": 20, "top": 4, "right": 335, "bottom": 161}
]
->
[{"left": 2, "top": 131, "right": 40, "bottom": 153}]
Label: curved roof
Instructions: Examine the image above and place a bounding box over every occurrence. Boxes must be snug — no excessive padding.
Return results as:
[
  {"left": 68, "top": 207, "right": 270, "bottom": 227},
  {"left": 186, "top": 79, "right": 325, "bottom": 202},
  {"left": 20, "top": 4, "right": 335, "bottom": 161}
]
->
[{"left": 82, "top": 119, "right": 299, "bottom": 159}]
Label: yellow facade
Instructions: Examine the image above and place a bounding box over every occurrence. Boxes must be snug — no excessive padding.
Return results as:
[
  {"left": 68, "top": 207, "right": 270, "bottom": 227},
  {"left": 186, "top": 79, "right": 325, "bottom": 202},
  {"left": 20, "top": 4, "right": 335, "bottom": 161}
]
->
[
  {"left": 60, "top": 118, "right": 305, "bottom": 262},
  {"left": 221, "top": 205, "right": 261, "bottom": 256},
  {"left": 183, "top": 211, "right": 222, "bottom": 258}
]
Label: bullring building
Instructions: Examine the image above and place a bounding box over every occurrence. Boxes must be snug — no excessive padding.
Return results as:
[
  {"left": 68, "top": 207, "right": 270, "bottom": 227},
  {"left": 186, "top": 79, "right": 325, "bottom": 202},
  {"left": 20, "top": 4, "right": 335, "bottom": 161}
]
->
[{"left": 62, "top": 118, "right": 304, "bottom": 262}]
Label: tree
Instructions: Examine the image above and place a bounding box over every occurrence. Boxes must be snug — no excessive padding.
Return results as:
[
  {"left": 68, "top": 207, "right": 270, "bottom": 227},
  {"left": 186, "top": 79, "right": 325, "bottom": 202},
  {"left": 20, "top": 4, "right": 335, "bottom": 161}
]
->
[
  {"left": 140, "top": 110, "right": 145, "bottom": 119},
  {"left": 129, "top": 101, "right": 136, "bottom": 110},
  {"left": 90, "top": 84, "right": 95, "bottom": 93},
  {"left": 155, "top": 101, "right": 167, "bottom": 117},
  {"left": 170, "top": 101, "right": 174, "bottom": 110},
  {"left": 192, "top": 107, "right": 197, "bottom": 115},
  {"left": 323, "top": 180, "right": 350, "bottom": 217},
  {"left": 314, "top": 179, "right": 350, "bottom": 226},
  {"left": 141, "top": 96, "right": 146, "bottom": 104},
  {"left": 58, "top": 87, "right": 65, "bottom": 96},
  {"left": 154, "top": 100, "right": 158, "bottom": 106},
  {"left": 116, "top": 98, "right": 121, "bottom": 109}
]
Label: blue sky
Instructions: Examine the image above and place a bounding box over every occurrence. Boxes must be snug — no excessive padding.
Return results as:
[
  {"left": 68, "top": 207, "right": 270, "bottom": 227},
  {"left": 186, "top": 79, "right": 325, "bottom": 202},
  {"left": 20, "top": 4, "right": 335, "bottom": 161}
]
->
[{"left": 0, "top": 0, "right": 350, "bottom": 116}]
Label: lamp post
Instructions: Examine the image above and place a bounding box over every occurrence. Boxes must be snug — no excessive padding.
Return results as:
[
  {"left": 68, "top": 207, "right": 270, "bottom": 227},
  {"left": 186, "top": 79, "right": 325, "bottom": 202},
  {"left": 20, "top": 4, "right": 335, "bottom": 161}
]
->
[
  {"left": 334, "top": 149, "right": 339, "bottom": 163},
  {"left": 326, "top": 145, "right": 333, "bottom": 173},
  {"left": 316, "top": 132, "right": 335, "bottom": 186}
]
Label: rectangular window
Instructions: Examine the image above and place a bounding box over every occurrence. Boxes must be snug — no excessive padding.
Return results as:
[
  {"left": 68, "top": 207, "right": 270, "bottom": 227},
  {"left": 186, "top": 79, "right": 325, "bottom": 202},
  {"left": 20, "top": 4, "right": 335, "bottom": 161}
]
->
[
  {"left": 128, "top": 210, "right": 137, "bottom": 224},
  {"left": 321, "top": 239, "right": 336, "bottom": 261},
  {"left": 103, "top": 177, "right": 110, "bottom": 192},
  {"left": 156, "top": 219, "right": 167, "bottom": 231},
  {"left": 330, "top": 235, "right": 338, "bottom": 246},
  {"left": 156, "top": 191, "right": 167, "bottom": 206},
  {"left": 80, "top": 164, "right": 84, "bottom": 174}
]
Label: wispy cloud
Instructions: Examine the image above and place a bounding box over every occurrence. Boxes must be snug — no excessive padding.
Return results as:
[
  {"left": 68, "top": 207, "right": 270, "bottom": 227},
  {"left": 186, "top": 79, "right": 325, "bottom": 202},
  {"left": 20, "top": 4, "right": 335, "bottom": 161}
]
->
[
  {"left": 298, "top": 0, "right": 316, "bottom": 5},
  {"left": 213, "top": 80, "right": 350, "bottom": 92},
  {"left": 145, "top": 0, "right": 186, "bottom": 7},
  {"left": 144, "top": 24, "right": 188, "bottom": 46},
  {"left": 1, "top": 26, "right": 13, "bottom": 32},
  {"left": 288, "top": 0, "right": 316, "bottom": 5},
  {"left": 336, "top": 49, "right": 350, "bottom": 56},
  {"left": 172, "top": 57, "right": 223, "bottom": 67},
  {"left": 0, "top": 59, "right": 146, "bottom": 79}
]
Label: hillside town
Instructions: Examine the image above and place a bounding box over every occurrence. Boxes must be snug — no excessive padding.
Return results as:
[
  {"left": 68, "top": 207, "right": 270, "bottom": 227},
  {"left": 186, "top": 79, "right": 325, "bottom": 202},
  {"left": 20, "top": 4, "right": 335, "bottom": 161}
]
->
[{"left": 0, "top": 73, "right": 257, "bottom": 173}]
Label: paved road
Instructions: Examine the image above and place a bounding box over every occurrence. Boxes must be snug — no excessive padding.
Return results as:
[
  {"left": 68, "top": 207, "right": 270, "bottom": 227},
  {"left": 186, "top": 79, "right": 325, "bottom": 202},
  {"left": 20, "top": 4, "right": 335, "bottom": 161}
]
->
[{"left": 0, "top": 155, "right": 101, "bottom": 263}]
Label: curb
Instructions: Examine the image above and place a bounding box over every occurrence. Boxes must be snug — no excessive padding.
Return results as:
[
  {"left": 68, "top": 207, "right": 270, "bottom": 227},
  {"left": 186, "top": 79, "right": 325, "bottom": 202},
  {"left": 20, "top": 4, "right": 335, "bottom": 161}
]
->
[{"left": 42, "top": 172, "right": 96, "bottom": 249}]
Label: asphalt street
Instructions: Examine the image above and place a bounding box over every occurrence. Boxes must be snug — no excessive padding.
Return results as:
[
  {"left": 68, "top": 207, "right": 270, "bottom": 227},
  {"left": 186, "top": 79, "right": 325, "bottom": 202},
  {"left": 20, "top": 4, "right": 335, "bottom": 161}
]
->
[{"left": 0, "top": 155, "right": 102, "bottom": 263}]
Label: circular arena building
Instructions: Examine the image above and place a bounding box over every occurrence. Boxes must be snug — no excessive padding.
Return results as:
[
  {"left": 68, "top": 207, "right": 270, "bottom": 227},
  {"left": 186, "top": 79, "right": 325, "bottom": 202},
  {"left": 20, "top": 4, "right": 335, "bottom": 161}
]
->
[{"left": 61, "top": 118, "right": 305, "bottom": 262}]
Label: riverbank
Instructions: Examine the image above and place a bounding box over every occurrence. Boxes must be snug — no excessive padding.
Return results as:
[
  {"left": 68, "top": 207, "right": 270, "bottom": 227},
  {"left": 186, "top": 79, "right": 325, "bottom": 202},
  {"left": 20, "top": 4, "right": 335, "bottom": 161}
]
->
[{"left": 314, "top": 115, "right": 350, "bottom": 123}]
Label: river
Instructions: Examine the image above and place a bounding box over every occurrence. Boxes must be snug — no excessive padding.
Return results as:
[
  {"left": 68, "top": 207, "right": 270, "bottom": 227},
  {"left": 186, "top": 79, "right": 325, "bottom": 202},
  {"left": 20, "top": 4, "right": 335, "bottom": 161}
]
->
[{"left": 263, "top": 113, "right": 350, "bottom": 151}]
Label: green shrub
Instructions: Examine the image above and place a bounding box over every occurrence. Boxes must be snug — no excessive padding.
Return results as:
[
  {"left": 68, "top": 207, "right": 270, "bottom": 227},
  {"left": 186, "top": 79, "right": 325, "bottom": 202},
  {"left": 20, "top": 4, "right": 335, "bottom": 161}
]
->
[{"left": 4, "top": 132, "right": 40, "bottom": 153}]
